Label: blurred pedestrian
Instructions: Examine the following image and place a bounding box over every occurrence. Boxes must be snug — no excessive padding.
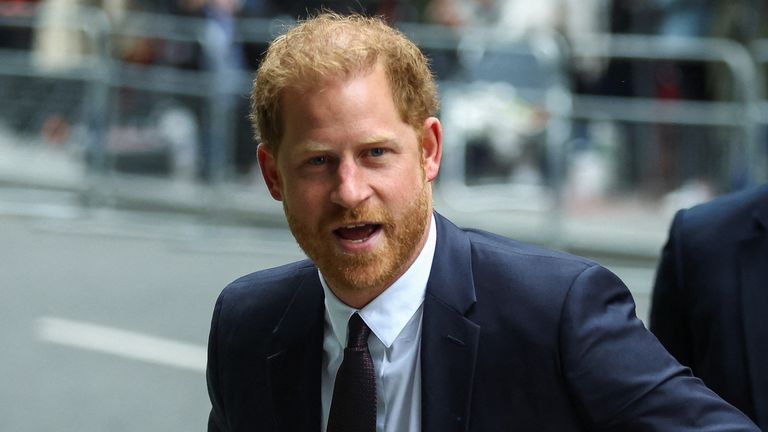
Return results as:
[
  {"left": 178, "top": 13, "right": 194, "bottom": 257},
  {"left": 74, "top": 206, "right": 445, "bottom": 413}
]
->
[{"left": 0, "top": 0, "right": 39, "bottom": 49}]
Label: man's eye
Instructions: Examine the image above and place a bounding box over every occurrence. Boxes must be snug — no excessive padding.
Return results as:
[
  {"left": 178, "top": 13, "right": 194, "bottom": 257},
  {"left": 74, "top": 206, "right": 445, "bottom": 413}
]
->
[
  {"left": 308, "top": 156, "right": 326, "bottom": 166},
  {"left": 369, "top": 148, "right": 386, "bottom": 157}
]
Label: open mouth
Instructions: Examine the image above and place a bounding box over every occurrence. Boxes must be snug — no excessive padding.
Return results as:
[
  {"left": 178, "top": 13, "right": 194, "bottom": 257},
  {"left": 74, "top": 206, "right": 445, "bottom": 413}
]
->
[{"left": 333, "top": 223, "right": 382, "bottom": 243}]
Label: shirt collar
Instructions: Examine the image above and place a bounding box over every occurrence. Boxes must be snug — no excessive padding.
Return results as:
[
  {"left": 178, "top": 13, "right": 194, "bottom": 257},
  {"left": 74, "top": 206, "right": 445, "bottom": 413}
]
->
[{"left": 321, "top": 213, "right": 436, "bottom": 348}]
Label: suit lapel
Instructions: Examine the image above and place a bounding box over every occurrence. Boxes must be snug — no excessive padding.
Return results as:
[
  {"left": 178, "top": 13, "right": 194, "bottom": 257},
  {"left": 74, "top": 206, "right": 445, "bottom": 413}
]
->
[
  {"left": 740, "top": 200, "right": 768, "bottom": 427},
  {"left": 267, "top": 271, "right": 325, "bottom": 431},
  {"left": 421, "top": 214, "right": 480, "bottom": 432}
]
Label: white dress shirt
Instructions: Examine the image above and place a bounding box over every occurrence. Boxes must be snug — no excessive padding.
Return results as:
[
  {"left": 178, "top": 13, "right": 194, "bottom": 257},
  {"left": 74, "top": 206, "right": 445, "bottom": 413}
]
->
[{"left": 320, "top": 215, "right": 437, "bottom": 432}]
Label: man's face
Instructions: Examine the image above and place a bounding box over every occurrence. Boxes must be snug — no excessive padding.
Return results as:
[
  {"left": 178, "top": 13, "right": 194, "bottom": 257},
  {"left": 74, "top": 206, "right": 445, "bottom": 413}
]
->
[{"left": 258, "top": 63, "right": 442, "bottom": 306}]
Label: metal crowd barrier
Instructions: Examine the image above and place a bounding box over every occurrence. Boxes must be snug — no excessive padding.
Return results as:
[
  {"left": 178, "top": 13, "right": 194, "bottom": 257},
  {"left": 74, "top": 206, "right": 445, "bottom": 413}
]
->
[
  {"left": 750, "top": 38, "right": 768, "bottom": 182},
  {"left": 1, "top": 7, "right": 767, "bottom": 228},
  {"left": 569, "top": 33, "right": 765, "bottom": 190}
]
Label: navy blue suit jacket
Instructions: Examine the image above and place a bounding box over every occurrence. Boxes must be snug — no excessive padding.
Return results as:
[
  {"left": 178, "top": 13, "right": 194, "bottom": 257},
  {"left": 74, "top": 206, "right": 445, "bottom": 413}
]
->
[
  {"left": 208, "top": 213, "right": 757, "bottom": 431},
  {"left": 651, "top": 184, "right": 768, "bottom": 428}
]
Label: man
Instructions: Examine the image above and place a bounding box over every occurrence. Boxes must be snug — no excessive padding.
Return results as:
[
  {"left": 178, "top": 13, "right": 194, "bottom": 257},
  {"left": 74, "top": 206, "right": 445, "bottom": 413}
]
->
[
  {"left": 650, "top": 183, "right": 768, "bottom": 428},
  {"left": 206, "top": 12, "right": 758, "bottom": 431}
]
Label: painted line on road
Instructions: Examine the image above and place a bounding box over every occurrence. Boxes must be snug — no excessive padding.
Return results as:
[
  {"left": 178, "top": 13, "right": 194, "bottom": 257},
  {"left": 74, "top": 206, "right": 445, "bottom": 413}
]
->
[{"left": 35, "top": 316, "right": 206, "bottom": 373}]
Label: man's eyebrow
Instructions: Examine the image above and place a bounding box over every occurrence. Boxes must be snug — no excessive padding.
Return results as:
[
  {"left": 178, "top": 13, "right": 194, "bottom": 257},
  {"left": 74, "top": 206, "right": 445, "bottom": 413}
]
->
[
  {"left": 296, "top": 141, "right": 332, "bottom": 152},
  {"left": 292, "top": 136, "right": 398, "bottom": 153},
  {"left": 361, "top": 135, "right": 397, "bottom": 145}
]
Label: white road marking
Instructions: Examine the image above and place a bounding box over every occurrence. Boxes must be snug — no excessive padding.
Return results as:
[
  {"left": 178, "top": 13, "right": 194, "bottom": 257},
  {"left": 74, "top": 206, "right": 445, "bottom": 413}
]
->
[{"left": 36, "top": 316, "right": 206, "bottom": 372}]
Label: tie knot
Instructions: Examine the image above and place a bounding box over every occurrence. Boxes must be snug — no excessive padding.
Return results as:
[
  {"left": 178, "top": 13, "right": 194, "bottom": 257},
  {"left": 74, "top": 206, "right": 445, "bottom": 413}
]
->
[{"left": 347, "top": 313, "right": 370, "bottom": 348}]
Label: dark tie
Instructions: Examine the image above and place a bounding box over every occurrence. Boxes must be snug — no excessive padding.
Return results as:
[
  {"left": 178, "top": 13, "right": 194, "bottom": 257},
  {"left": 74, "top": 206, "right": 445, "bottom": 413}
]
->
[{"left": 327, "top": 313, "right": 377, "bottom": 432}]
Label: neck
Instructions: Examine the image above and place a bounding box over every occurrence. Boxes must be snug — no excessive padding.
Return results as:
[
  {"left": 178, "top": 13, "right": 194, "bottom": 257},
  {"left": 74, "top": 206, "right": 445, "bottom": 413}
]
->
[{"left": 327, "top": 284, "right": 387, "bottom": 309}]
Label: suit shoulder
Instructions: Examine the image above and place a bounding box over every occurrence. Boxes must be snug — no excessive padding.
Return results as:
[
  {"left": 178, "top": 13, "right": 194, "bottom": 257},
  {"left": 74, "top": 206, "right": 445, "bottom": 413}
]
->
[
  {"left": 457, "top": 226, "right": 623, "bottom": 340},
  {"left": 216, "top": 259, "right": 316, "bottom": 316},
  {"left": 462, "top": 227, "right": 606, "bottom": 308},
  {"left": 225, "top": 259, "right": 316, "bottom": 291},
  {"left": 464, "top": 227, "right": 597, "bottom": 271},
  {"left": 676, "top": 183, "right": 768, "bottom": 240}
]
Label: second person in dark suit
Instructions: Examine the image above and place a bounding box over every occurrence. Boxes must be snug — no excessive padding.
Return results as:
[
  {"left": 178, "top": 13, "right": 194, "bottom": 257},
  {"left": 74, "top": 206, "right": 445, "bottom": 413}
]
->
[{"left": 651, "top": 183, "right": 768, "bottom": 428}]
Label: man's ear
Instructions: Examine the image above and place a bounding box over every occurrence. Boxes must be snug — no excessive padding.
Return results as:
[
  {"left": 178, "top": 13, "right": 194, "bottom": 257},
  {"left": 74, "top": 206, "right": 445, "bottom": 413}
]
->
[
  {"left": 420, "top": 117, "right": 442, "bottom": 182},
  {"left": 257, "top": 143, "right": 283, "bottom": 201}
]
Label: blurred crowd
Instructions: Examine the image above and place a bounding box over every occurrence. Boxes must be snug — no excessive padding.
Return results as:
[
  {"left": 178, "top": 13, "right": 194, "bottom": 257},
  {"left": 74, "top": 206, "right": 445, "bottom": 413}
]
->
[{"left": 1, "top": 0, "right": 766, "bottom": 205}]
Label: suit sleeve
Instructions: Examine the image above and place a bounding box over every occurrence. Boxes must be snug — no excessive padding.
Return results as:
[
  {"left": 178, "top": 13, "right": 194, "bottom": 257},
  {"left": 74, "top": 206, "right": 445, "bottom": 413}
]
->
[
  {"left": 207, "top": 294, "right": 227, "bottom": 432},
  {"left": 649, "top": 210, "right": 695, "bottom": 367},
  {"left": 560, "top": 263, "right": 758, "bottom": 431}
]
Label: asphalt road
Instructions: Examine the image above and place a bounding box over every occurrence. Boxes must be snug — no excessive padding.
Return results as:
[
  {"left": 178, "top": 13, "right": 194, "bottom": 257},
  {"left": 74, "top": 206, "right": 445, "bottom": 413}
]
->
[
  {"left": 0, "top": 188, "right": 658, "bottom": 432},
  {"left": 1, "top": 194, "right": 304, "bottom": 432}
]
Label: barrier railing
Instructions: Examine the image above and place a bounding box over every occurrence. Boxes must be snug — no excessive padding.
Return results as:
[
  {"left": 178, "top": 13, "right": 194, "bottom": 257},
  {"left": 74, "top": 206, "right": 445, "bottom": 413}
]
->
[
  {"left": 569, "top": 33, "right": 765, "bottom": 189},
  {"left": 1, "top": 8, "right": 766, "bottom": 231},
  {"left": 749, "top": 38, "right": 768, "bottom": 182}
]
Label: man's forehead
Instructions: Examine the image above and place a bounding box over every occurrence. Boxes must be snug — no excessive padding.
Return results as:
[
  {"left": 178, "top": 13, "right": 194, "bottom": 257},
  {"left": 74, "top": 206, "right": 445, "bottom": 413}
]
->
[{"left": 279, "top": 64, "right": 390, "bottom": 118}]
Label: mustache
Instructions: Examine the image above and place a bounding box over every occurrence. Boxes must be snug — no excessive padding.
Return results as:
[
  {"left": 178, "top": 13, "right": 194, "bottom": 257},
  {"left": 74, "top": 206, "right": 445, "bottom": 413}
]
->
[{"left": 323, "top": 204, "right": 392, "bottom": 227}]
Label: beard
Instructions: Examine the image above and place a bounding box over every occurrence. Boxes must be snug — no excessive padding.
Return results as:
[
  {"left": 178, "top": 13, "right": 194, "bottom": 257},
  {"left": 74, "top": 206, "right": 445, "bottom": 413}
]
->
[{"left": 284, "top": 184, "right": 431, "bottom": 296}]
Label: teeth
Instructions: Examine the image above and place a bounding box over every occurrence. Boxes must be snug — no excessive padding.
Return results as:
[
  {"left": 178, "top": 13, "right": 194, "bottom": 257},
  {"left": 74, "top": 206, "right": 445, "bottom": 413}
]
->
[{"left": 343, "top": 224, "right": 367, "bottom": 228}]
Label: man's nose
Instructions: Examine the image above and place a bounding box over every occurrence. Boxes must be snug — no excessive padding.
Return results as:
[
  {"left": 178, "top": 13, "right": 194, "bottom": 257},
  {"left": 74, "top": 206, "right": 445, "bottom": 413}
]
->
[{"left": 329, "top": 159, "right": 372, "bottom": 209}]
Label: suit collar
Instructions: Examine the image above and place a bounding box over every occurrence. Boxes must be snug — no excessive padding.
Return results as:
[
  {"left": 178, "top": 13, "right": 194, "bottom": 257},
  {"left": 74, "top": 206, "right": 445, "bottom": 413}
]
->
[
  {"left": 421, "top": 213, "right": 480, "bottom": 432},
  {"left": 751, "top": 191, "right": 768, "bottom": 233},
  {"left": 267, "top": 268, "right": 325, "bottom": 431},
  {"left": 740, "top": 193, "right": 768, "bottom": 426},
  {"left": 728, "top": 184, "right": 768, "bottom": 241},
  {"left": 425, "top": 213, "right": 477, "bottom": 313}
]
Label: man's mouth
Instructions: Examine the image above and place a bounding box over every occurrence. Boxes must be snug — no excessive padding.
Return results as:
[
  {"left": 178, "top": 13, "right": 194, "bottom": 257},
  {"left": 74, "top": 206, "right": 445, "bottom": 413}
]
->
[{"left": 333, "top": 223, "right": 382, "bottom": 243}]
